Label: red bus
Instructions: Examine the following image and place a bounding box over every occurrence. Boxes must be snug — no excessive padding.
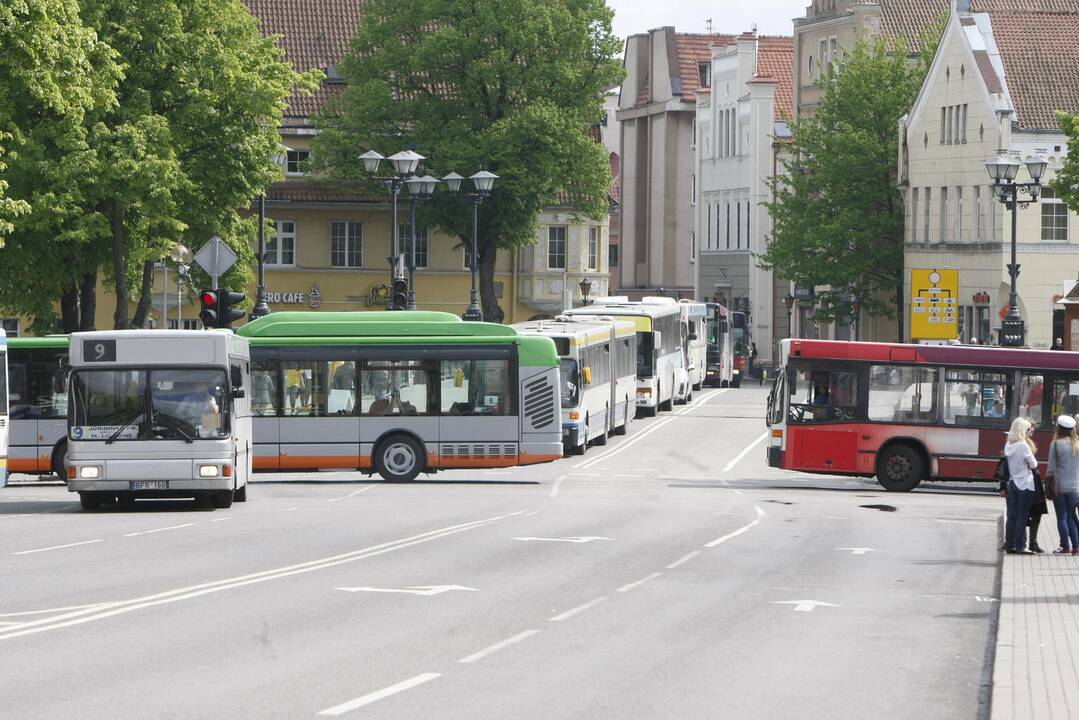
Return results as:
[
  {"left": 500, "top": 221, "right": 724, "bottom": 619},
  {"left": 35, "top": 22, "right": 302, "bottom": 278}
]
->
[{"left": 765, "top": 339, "right": 1079, "bottom": 491}]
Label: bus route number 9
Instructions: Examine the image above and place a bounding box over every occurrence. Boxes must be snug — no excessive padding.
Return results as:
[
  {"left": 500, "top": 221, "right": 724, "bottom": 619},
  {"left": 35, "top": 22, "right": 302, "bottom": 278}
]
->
[{"left": 83, "top": 339, "right": 116, "bottom": 362}]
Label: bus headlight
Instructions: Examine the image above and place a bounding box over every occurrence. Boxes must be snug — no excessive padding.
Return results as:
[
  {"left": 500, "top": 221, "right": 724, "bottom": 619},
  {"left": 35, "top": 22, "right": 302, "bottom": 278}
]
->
[
  {"left": 198, "top": 465, "right": 220, "bottom": 478},
  {"left": 80, "top": 466, "right": 101, "bottom": 479}
]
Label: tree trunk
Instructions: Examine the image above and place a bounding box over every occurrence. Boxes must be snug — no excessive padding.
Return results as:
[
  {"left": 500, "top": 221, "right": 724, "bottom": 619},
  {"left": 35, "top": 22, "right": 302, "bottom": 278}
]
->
[
  {"left": 111, "top": 201, "right": 129, "bottom": 329},
  {"left": 79, "top": 271, "right": 97, "bottom": 330},
  {"left": 131, "top": 260, "right": 155, "bottom": 328},
  {"left": 478, "top": 237, "right": 503, "bottom": 323},
  {"left": 60, "top": 285, "right": 80, "bottom": 333}
]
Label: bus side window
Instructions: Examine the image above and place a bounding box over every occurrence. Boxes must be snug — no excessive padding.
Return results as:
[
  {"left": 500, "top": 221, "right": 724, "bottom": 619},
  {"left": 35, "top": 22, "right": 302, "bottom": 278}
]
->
[
  {"left": 1049, "top": 376, "right": 1079, "bottom": 420},
  {"left": 440, "top": 360, "right": 512, "bottom": 416},
  {"left": 1019, "top": 373, "right": 1045, "bottom": 426},
  {"left": 942, "top": 370, "right": 1010, "bottom": 427},
  {"left": 251, "top": 360, "right": 279, "bottom": 416},
  {"left": 868, "top": 365, "right": 938, "bottom": 424}
]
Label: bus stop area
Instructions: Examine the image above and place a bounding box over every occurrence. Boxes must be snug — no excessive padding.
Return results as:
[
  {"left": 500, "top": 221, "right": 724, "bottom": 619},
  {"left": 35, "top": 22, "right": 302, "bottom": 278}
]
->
[{"left": 992, "top": 519, "right": 1079, "bottom": 719}]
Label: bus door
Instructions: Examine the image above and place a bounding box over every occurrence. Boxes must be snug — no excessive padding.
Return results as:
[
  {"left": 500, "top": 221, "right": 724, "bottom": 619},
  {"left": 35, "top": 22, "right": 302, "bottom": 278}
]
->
[
  {"left": 360, "top": 358, "right": 440, "bottom": 469},
  {"left": 787, "top": 361, "right": 860, "bottom": 473},
  {"left": 278, "top": 350, "right": 361, "bottom": 470},
  {"left": 438, "top": 350, "right": 517, "bottom": 468}
]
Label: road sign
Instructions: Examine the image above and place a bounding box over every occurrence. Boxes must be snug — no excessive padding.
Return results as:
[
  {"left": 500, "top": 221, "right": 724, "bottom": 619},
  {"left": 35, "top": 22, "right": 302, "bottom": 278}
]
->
[
  {"left": 193, "top": 236, "right": 238, "bottom": 287},
  {"left": 911, "top": 268, "right": 959, "bottom": 340}
]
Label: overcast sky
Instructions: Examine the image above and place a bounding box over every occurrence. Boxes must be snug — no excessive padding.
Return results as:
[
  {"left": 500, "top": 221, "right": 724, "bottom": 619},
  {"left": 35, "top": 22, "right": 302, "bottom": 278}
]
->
[{"left": 606, "top": 0, "right": 808, "bottom": 39}]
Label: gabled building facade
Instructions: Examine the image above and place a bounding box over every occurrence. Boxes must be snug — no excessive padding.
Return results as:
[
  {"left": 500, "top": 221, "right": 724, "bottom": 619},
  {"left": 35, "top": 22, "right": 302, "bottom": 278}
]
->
[
  {"left": 694, "top": 33, "right": 794, "bottom": 362},
  {"left": 900, "top": 0, "right": 1079, "bottom": 347}
]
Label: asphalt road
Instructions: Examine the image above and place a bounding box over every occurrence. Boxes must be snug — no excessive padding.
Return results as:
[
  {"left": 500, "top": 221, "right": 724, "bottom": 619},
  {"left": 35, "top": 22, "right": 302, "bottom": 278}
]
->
[{"left": 0, "top": 386, "right": 1002, "bottom": 719}]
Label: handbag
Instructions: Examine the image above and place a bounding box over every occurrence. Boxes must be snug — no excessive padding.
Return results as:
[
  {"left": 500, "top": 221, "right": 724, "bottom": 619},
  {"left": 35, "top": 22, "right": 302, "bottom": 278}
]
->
[{"left": 994, "top": 456, "right": 1010, "bottom": 493}]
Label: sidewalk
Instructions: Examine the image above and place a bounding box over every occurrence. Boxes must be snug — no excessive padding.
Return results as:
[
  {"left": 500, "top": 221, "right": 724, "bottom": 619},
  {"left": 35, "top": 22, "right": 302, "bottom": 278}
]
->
[{"left": 992, "top": 518, "right": 1079, "bottom": 719}]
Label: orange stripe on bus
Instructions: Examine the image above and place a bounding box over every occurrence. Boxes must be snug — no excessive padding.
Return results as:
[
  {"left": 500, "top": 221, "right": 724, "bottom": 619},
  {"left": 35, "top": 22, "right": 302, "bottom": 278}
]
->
[
  {"left": 518, "top": 453, "right": 562, "bottom": 466},
  {"left": 8, "top": 458, "right": 40, "bottom": 473},
  {"left": 277, "top": 455, "right": 371, "bottom": 471}
]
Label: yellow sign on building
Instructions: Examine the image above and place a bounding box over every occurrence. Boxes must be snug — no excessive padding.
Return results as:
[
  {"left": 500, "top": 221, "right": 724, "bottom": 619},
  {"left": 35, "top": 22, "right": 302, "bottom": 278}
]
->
[{"left": 911, "top": 268, "right": 959, "bottom": 339}]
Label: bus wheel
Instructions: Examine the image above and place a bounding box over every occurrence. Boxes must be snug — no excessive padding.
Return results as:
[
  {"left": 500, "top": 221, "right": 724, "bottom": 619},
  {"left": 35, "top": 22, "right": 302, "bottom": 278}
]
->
[
  {"left": 79, "top": 492, "right": 101, "bottom": 511},
  {"left": 659, "top": 387, "right": 673, "bottom": 412},
  {"left": 376, "top": 434, "right": 424, "bottom": 482},
  {"left": 52, "top": 440, "right": 68, "bottom": 482},
  {"left": 235, "top": 484, "right": 247, "bottom": 502},
  {"left": 212, "top": 490, "right": 234, "bottom": 509},
  {"left": 877, "top": 445, "right": 924, "bottom": 492}
]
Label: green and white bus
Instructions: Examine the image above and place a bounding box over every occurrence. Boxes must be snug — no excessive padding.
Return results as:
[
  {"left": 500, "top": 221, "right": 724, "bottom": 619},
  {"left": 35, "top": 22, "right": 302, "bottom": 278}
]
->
[
  {"left": 6, "top": 336, "right": 69, "bottom": 479},
  {"left": 0, "top": 330, "right": 7, "bottom": 487},
  {"left": 513, "top": 316, "right": 637, "bottom": 454},
  {"left": 236, "top": 311, "right": 562, "bottom": 482}
]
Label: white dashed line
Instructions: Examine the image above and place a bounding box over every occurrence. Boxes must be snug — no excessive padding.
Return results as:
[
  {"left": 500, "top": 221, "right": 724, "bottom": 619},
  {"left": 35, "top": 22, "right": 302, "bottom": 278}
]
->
[
  {"left": 666, "top": 550, "right": 701, "bottom": 569},
  {"left": 124, "top": 523, "right": 195, "bottom": 538},
  {"left": 617, "top": 572, "right": 662, "bottom": 593},
  {"left": 13, "top": 539, "right": 103, "bottom": 555},
  {"left": 704, "top": 506, "right": 766, "bottom": 548},
  {"left": 317, "top": 673, "right": 441, "bottom": 716},
  {"left": 458, "top": 630, "right": 540, "bottom": 664},
  {"left": 550, "top": 597, "right": 608, "bottom": 622}
]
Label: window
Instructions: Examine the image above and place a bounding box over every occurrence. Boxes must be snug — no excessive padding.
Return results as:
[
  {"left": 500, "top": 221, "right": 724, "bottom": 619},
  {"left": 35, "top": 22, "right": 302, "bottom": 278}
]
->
[
  {"left": 331, "top": 221, "right": 362, "bottom": 267},
  {"left": 286, "top": 149, "right": 310, "bottom": 176},
  {"left": 7, "top": 349, "right": 67, "bottom": 420},
  {"left": 829, "top": 37, "right": 838, "bottom": 73},
  {"left": 940, "top": 187, "right": 948, "bottom": 242},
  {"left": 1, "top": 318, "right": 18, "bottom": 337},
  {"left": 266, "top": 220, "right": 296, "bottom": 266},
  {"left": 400, "top": 224, "right": 429, "bottom": 268},
  {"left": 911, "top": 188, "right": 919, "bottom": 242},
  {"left": 819, "top": 39, "right": 828, "bottom": 76},
  {"left": 867, "top": 365, "right": 939, "bottom": 423},
  {"left": 252, "top": 360, "right": 280, "bottom": 417},
  {"left": 945, "top": 107, "right": 953, "bottom": 144},
  {"left": 608, "top": 244, "right": 619, "bottom": 268},
  {"left": 973, "top": 186, "right": 981, "bottom": 240},
  {"left": 588, "top": 226, "right": 598, "bottom": 270},
  {"left": 940, "top": 108, "right": 946, "bottom": 144},
  {"left": 726, "top": 202, "right": 731, "bottom": 249},
  {"left": 1041, "top": 187, "right": 1068, "bottom": 242},
  {"left": 707, "top": 204, "right": 712, "bottom": 248},
  {"left": 282, "top": 361, "right": 324, "bottom": 416},
  {"left": 924, "top": 187, "right": 931, "bottom": 243},
  {"left": 736, "top": 203, "right": 741, "bottom": 248},
  {"left": 691, "top": 174, "right": 697, "bottom": 205},
  {"left": 1048, "top": 375, "right": 1079, "bottom": 420},
  {"left": 548, "top": 226, "right": 567, "bottom": 269},
  {"left": 1020, "top": 372, "right": 1045, "bottom": 427},
  {"left": 788, "top": 363, "right": 858, "bottom": 424},
  {"left": 961, "top": 104, "right": 968, "bottom": 142},
  {"left": 698, "top": 62, "right": 710, "bottom": 89},
  {"left": 691, "top": 231, "right": 696, "bottom": 262},
  {"left": 943, "top": 370, "right": 1010, "bottom": 426},
  {"left": 361, "top": 360, "right": 437, "bottom": 416},
  {"left": 440, "top": 359, "right": 513, "bottom": 415},
  {"left": 956, "top": 187, "right": 963, "bottom": 241},
  {"left": 746, "top": 200, "right": 750, "bottom": 242}
]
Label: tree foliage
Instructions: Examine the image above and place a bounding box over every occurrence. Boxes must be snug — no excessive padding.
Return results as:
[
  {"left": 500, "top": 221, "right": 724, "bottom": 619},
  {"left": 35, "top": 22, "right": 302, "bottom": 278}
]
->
[
  {"left": 316, "top": 0, "right": 623, "bottom": 320},
  {"left": 0, "top": 0, "right": 319, "bottom": 330},
  {"left": 759, "top": 35, "right": 936, "bottom": 330},
  {"left": 1053, "top": 112, "right": 1079, "bottom": 216}
]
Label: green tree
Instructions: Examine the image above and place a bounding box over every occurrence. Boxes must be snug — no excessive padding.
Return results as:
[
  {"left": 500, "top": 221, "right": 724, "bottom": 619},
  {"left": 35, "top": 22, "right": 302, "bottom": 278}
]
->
[
  {"left": 1053, "top": 112, "right": 1079, "bottom": 215},
  {"left": 316, "top": 0, "right": 623, "bottom": 321},
  {"left": 759, "top": 35, "right": 936, "bottom": 335}
]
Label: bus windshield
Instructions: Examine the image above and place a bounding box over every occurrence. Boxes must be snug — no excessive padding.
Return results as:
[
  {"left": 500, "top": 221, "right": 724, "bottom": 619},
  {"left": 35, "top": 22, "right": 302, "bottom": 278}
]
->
[
  {"left": 0, "top": 351, "right": 7, "bottom": 416},
  {"left": 72, "top": 368, "right": 229, "bottom": 441},
  {"left": 560, "top": 358, "right": 579, "bottom": 407},
  {"left": 637, "top": 332, "right": 654, "bottom": 377}
]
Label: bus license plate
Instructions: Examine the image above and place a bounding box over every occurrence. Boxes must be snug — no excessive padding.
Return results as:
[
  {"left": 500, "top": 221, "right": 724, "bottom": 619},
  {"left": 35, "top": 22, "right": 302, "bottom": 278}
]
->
[{"left": 131, "top": 481, "right": 167, "bottom": 490}]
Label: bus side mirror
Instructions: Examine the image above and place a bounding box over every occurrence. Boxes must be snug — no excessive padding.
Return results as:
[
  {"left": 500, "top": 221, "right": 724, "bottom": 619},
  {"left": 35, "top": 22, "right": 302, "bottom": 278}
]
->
[
  {"left": 583, "top": 367, "right": 593, "bottom": 385},
  {"left": 53, "top": 371, "right": 66, "bottom": 394},
  {"left": 231, "top": 365, "right": 245, "bottom": 398},
  {"left": 688, "top": 331, "right": 697, "bottom": 341},
  {"left": 454, "top": 367, "right": 464, "bottom": 388}
]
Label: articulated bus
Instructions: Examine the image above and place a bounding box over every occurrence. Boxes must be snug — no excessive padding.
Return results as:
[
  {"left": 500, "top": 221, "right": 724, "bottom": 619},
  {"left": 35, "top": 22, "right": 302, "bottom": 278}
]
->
[
  {"left": 704, "top": 302, "right": 733, "bottom": 387},
  {"left": 566, "top": 297, "right": 687, "bottom": 416},
  {"left": 236, "top": 311, "right": 562, "bottom": 481},
  {"left": 6, "top": 336, "right": 69, "bottom": 479},
  {"left": 66, "top": 330, "right": 252, "bottom": 510},
  {"left": 766, "top": 338, "right": 1079, "bottom": 491},
  {"left": 0, "top": 330, "right": 7, "bottom": 487},
  {"left": 678, "top": 300, "right": 709, "bottom": 391},
  {"left": 513, "top": 316, "right": 637, "bottom": 454}
]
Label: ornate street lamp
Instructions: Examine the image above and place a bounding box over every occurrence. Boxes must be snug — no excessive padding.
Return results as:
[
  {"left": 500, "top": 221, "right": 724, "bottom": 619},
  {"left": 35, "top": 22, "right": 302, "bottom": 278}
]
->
[
  {"left": 849, "top": 292, "right": 862, "bottom": 342},
  {"left": 252, "top": 145, "right": 290, "bottom": 320},
  {"left": 985, "top": 154, "right": 1047, "bottom": 346},
  {"left": 360, "top": 149, "right": 425, "bottom": 301},
  {"left": 783, "top": 293, "right": 795, "bottom": 339},
  {"left": 404, "top": 174, "right": 440, "bottom": 310},
  {"left": 445, "top": 169, "right": 499, "bottom": 321},
  {"left": 579, "top": 277, "right": 593, "bottom": 305}
]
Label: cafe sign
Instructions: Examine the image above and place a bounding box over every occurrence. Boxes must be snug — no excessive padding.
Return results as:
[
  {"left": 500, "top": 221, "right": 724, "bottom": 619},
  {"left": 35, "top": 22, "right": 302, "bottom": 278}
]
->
[
  {"left": 265, "top": 283, "right": 322, "bottom": 308},
  {"left": 365, "top": 283, "right": 390, "bottom": 307}
]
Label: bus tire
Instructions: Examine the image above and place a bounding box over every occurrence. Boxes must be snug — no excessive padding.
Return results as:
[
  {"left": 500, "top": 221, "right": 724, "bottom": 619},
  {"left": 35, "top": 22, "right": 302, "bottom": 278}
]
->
[
  {"left": 235, "top": 483, "right": 247, "bottom": 502},
  {"left": 52, "top": 440, "right": 68, "bottom": 483},
  {"left": 375, "top": 434, "right": 425, "bottom": 482},
  {"left": 212, "top": 490, "right": 234, "bottom": 509},
  {"left": 877, "top": 444, "right": 924, "bottom": 492},
  {"left": 659, "top": 385, "right": 673, "bottom": 412},
  {"left": 79, "top": 492, "right": 102, "bottom": 511},
  {"left": 693, "top": 380, "right": 703, "bottom": 391}
]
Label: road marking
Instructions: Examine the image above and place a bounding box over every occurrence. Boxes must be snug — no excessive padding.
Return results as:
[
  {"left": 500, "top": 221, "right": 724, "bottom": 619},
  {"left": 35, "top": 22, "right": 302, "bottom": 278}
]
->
[
  {"left": 569, "top": 472, "right": 601, "bottom": 477},
  {"left": 935, "top": 518, "right": 996, "bottom": 525},
  {"left": 549, "top": 474, "right": 567, "bottom": 498},
  {"left": 0, "top": 511, "right": 526, "bottom": 642},
  {"left": 666, "top": 550, "right": 701, "bottom": 569},
  {"left": 772, "top": 600, "right": 842, "bottom": 613},
  {"left": 617, "top": 572, "right": 662, "bottom": 593},
  {"left": 704, "top": 505, "right": 766, "bottom": 548},
  {"left": 837, "top": 547, "right": 874, "bottom": 555},
  {"left": 976, "top": 596, "right": 1000, "bottom": 603},
  {"left": 674, "top": 388, "right": 726, "bottom": 415},
  {"left": 614, "top": 474, "right": 646, "bottom": 478},
  {"left": 722, "top": 431, "right": 769, "bottom": 472},
  {"left": 283, "top": 507, "right": 298, "bottom": 512},
  {"left": 317, "top": 673, "right": 441, "bottom": 716},
  {"left": 12, "top": 539, "right": 103, "bottom": 556},
  {"left": 124, "top": 523, "right": 195, "bottom": 537},
  {"left": 328, "top": 486, "right": 376, "bottom": 503},
  {"left": 335, "top": 585, "right": 478, "bottom": 597},
  {"left": 458, "top": 630, "right": 540, "bottom": 664},
  {"left": 210, "top": 517, "right": 232, "bottom": 523},
  {"left": 550, "top": 597, "right": 608, "bottom": 622},
  {"left": 512, "top": 536, "right": 612, "bottom": 544},
  {"left": 573, "top": 417, "right": 675, "bottom": 469},
  {"left": 0, "top": 602, "right": 116, "bottom": 618}
]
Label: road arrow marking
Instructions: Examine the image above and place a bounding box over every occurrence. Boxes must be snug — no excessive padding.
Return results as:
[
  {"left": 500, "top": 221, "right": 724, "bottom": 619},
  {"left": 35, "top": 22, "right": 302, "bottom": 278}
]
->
[
  {"left": 772, "top": 600, "right": 843, "bottom": 613},
  {"left": 335, "top": 585, "right": 479, "bottom": 596},
  {"left": 837, "top": 547, "right": 874, "bottom": 555},
  {"left": 511, "top": 536, "right": 613, "bottom": 544}
]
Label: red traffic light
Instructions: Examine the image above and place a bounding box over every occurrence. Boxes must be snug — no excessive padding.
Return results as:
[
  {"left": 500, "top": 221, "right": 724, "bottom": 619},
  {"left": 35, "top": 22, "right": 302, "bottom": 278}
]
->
[{"left": 200, "top": 291, "right": 218, "bottom": 306}]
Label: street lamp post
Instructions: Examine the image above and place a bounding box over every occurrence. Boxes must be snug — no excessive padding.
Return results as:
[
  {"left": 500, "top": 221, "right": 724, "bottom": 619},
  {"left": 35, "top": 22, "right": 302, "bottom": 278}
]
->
[
  {"left": 783, "top": 293, "right": 795, "bottom": 338},
  {"left": 252, "top": 145, "right": 290, "bottom": 320},
  {"left": 404, "top": 174, "right": 440, "bottom": 310},
  {"left": 360, "top": 149, "right": 425, "bottom": 305},
  {"left": 170, "top": 243, "right": 192, "bottom": 329},
  {"left": 579, "top": 277, "right": 593, "bottom": 306},
  {"left": 985, "top": 154, "right": 1047, "bottom": 346},
  {"left": 850, "top": 293, "right": 862, "bottom": 342},
  {"left": 444, "top": 170, "right": 499, "bottom": 321}
]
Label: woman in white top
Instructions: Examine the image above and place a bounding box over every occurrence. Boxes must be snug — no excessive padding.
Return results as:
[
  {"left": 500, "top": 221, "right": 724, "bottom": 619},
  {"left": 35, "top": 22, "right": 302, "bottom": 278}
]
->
[{"left": 1004, "top": 417, "right": 1038, "bottom": 553}]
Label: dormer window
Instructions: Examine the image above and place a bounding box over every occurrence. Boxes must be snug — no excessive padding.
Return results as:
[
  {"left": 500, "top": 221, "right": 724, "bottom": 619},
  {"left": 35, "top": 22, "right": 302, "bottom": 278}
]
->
[
  {"left": 698, "top": 63, "right": 711, "bottom": 89},
  {"left": 286, "top": 149, "right": 310, "bottom": 176}
]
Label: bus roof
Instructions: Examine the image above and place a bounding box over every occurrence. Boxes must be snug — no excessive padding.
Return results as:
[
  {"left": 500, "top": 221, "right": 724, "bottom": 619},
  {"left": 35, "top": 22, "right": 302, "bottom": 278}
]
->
[
  {"left": 513, "top": 317, "right": 635, "bottom": 346},
  {"left": 564, "top": 303, "right": 680, "bottom": 320},
  {"left": 238, "top": 311, "right": 516, "bottom": 339},
  {"left": 784, "top": 338, "right": 1079, "bottom": 373},
  {"left": 8, "top": 336, "right": 68, "bottom": 349}
]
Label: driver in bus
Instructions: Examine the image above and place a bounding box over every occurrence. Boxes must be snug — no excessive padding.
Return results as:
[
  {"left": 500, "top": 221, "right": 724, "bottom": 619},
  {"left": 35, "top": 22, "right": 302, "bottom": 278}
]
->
[{"left": 176, "top": 382, "right": 221, "bottom": 434}]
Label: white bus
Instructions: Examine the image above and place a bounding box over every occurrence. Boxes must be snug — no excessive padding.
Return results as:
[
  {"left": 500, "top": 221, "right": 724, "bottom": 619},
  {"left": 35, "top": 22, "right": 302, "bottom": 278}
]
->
[
  {"left": 704, "top": 302, "right": 734, "bottom": 387},
  {"left": 566, "top": 298, "right": 686, "bottom": 417},
  {"left": 678, "top": 300, "right": 709, "bottom": 392},
  {"left": 0, "top": 329, "right": 7, "bottom": 488},
  {"left": 514, "top": 316, "right": 637, "bottom": 454},
  {"left": 66, "top": 330, "right": 252, "bottom": 511}
]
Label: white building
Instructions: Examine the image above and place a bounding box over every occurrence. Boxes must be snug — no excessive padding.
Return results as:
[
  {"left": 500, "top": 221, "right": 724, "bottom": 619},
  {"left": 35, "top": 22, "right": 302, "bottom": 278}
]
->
[
  {"left": 899, "top": 0, "right": 1079, "bottom": 347},
  {"left": 695, "top": 32, "right": 793, "bottom": 362}
]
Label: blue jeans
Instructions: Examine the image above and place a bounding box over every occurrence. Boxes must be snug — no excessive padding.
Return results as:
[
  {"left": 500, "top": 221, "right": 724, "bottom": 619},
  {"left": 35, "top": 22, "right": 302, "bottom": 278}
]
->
[
  {"left": 1054, "top": 492, "right": 1079, "bottom": 550},
  {"left": 1006, "top": 482, "right": 1035, "bottom": 551}
]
